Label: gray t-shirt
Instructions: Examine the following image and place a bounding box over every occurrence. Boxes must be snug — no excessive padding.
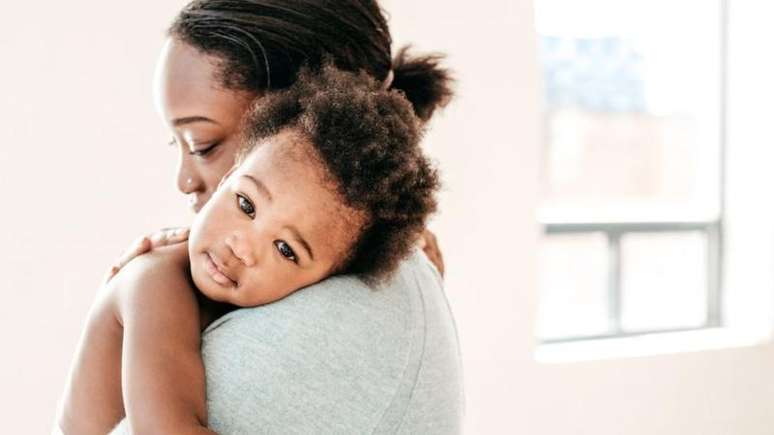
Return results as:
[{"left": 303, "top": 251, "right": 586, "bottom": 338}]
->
[{"left": 111, "top": 250, "right": 464, "bottom": 434}]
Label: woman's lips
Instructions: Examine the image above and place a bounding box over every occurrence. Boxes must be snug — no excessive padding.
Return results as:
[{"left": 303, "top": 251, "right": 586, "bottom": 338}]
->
[{"left": 204, "top": 251, "right": 237, "bottom": 287}]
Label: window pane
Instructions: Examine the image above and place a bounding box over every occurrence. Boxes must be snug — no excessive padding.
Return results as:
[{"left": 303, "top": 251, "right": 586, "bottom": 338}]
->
[
  {"left": 537, "top": 233, "right": 609, "bottom": 339},
  {"left": 620, "top": 231, "right": 708, "bottom": 331},
  {"left": 535, "top": 0, "right": 722, "bottom": 222}
]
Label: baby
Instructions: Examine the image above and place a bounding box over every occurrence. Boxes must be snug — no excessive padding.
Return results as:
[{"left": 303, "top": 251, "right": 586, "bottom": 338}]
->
[{"left": 58, "top": 65, "right": 440, "bottom": 434}]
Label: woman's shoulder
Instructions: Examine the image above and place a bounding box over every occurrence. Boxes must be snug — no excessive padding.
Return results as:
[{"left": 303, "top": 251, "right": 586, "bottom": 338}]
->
[
  {"left": 199, "top": 249, "right": 462, "bottom": 433},
  {"left": 203, "top": 248, "right": 441, "bottom": 342}
]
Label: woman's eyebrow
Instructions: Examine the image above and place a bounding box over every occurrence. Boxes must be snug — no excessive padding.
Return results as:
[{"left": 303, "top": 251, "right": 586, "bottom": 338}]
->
[{"left": 172, "top": 116, "right": 218, "bottom": 127}]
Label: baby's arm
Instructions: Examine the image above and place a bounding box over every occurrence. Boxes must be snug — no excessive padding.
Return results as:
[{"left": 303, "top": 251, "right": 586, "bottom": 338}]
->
[
  {"left": 57, "top": 281, "right": 125, "bottom": 435},
  {"left": 113, "top": 243, "right": 217, "bottom": 434},
  {"left": 59, "top": 242, "right": 218, "bottom": 434}
]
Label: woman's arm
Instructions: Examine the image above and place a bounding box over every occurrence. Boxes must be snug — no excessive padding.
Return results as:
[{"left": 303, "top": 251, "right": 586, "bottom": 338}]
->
[{"left": 113, "top": 243, "right": 217, "bottom": 434}]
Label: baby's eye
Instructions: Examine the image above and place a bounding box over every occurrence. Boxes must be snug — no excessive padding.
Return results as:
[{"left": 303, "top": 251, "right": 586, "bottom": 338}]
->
[
  {"left": 236, "top": 194, "right": 256, "bottom": 218},
  {"left": 274, "top": 240, "right": 298, "bottom": 263}
]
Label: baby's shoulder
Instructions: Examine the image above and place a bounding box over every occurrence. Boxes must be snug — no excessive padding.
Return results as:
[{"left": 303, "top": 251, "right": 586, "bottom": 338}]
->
[
  {"left": 139, "top": 242, "right": 189, "bottom": 268},
  {"left": 110, "top": 243, "right": 189, "bottom": 293}
]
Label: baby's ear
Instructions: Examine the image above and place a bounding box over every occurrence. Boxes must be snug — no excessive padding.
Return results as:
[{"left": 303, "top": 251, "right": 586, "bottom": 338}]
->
[{"left": 217, "top": 165, "right": 239, "bottom": 190}]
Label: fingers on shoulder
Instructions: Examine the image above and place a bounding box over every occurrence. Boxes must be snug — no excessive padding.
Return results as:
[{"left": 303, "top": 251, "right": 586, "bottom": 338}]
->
[{"left": 150, "top": 227, "right": 190, "bottom": 248}]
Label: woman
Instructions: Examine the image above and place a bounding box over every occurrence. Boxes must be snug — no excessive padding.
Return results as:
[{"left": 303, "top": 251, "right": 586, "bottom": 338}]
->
[{"left": 57, "top": 1, "right": 463, "bottom": 433}]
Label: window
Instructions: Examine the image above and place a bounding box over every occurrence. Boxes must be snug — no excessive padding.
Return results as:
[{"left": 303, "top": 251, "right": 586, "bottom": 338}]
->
[{"left": 534, "top": 0, "right": 726, "bottom": 342}]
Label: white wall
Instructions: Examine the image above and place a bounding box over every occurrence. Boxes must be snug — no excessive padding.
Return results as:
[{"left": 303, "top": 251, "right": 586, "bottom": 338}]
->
[
  {"left": 0, "top": 1, "right": 189, "bottom": 432},
  {"left": 2, "top": 1, "right": 773, "bottom": 434}
]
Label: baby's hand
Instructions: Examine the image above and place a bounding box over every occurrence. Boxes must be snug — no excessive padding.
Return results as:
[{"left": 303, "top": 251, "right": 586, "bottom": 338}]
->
[{"left": 103, "top": 227, "right": 190, "bottom": 284}]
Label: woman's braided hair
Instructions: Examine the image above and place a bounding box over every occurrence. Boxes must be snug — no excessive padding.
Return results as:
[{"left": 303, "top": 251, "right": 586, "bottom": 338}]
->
[{"left": 170, "top": 0, "right": 453, "bottom": 121}]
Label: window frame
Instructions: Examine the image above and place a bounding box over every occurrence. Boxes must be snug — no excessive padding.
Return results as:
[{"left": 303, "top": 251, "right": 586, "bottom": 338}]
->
[{"left": 536, "top": 0, "right": 729, "bottom": 344}]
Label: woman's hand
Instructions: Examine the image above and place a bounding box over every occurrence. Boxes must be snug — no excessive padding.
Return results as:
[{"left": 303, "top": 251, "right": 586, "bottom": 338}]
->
[
  {"left": 417, "top": 229, "right": 444, "bottom": 277},
  {"left": 103, "top": 227, "right": 190, "bottom": 284}
]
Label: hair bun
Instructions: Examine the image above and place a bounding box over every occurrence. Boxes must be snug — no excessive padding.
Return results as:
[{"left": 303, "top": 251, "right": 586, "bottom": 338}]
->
[{"left": 390, "top": 45, "right": 454, "bottom": 121}]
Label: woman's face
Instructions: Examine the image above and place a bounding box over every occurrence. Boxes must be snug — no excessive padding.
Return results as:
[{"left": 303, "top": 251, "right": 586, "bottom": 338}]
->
[
  {"left": 154, "top": 38, "right": 255, "bottom": 212},
  {"left": 188, "top": 130, "right": 363, "bottom": 307}
]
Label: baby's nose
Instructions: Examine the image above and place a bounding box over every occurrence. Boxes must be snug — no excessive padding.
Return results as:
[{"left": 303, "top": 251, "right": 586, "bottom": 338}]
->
[{"left": 225, "top": 232, "right": 256, "bottom": 267}]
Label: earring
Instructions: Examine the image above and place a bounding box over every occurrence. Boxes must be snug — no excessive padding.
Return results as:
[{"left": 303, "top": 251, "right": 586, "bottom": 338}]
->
[{"left": 187, "top": 178, "right": 193, "bottom": 185}]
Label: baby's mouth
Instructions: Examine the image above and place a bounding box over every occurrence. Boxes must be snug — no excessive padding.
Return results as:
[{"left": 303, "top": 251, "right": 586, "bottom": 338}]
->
[{"left": 204, "top": 251, "right": 238, "bottom": 288}]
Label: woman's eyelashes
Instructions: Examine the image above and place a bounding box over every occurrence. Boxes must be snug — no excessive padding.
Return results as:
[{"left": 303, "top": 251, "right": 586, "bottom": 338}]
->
[
  {"left": 167, "top": 137, "right": 221, "bottom": 158},
  {"left": 189, "top": 142, "right": 220, "bottom": 157},
  {"left": 236, "top": 193, "right": 256, "bottom": 218},
  {"left": 274, "top": 240, "right": 298, "bottom": 263}
]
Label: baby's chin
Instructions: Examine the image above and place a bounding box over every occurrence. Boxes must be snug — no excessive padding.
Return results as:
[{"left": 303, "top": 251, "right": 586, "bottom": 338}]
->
[
  {"left": 190, "top": 257, "right": 239, "bottom": 304},
  {"left": 190, "top": 262, "right": 265, "bottom": 307},
  {"left": 191, "top": 265, "right": 226, "bottom": 302}
]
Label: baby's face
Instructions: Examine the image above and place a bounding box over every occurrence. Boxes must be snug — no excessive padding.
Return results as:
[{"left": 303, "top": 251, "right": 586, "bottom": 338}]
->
[{"left": 188, "top": 130, "right": 361, "bottom": 306}]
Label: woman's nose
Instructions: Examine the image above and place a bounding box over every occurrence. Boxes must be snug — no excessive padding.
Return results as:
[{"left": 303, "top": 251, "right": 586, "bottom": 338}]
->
[
  {"left": 225, "top": 232, "right": 257, "bottom": 267},
  {"left": 176, "top": 153, "right": 204, "bottom": 195}
]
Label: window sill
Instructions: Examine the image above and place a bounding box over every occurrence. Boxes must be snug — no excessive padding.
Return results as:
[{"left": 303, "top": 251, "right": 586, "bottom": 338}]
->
[{"left": 534, "top": 326, "right": 773, "bottom": 363}]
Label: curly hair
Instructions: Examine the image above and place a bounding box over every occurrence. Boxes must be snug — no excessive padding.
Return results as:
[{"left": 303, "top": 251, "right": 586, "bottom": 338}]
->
[{"left": 237, "top": 64, "right": 440, "bottom": 283}]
